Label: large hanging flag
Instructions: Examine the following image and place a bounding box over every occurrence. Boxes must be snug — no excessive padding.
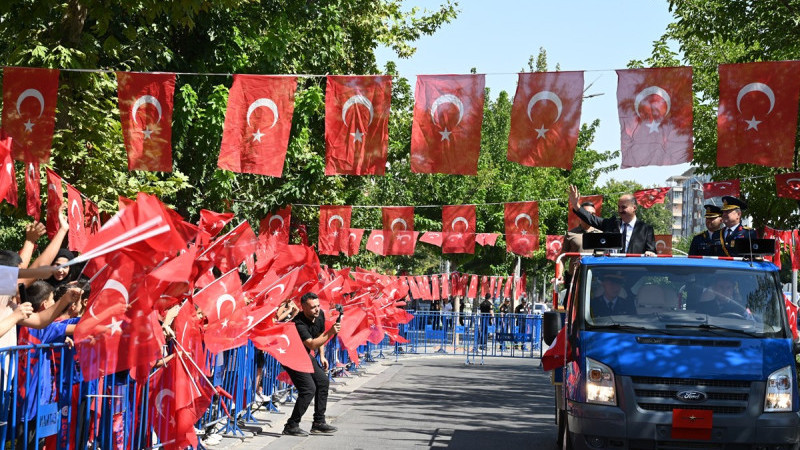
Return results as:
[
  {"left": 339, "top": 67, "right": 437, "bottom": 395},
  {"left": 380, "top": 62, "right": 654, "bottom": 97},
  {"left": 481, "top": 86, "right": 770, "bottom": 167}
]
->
[
  {"left": 410, "top": 74, "right": 485, "bottom": 175},
  {"left": 634, "top": 187, "right": 670, "bottom": 208},
  {"left": 508, "top": 71, "right": 584, "bottom": 169},
  {"left": 703, "top": 179, "right": 740, "bottom": 198},
  {"left": 442, "top": 205, "right": 476, "bottom": 254},
  {"left": 198, "top": 209, "right": 234, "bottom": 239},
  {"left": 0, "top": 134, "right": 17, "bottom": 207},
  {"left": 45, "top": 168, "right": 63, "bottom": 239},
  {"left": 218, "top": 75, "right": 297, "bottom": 177},
  {"left": 717, "top": 61, "right": 800, "bottom": 168},
  {"left": 339, "top": 228, "right": 364, "bottom": 256},
  {"left": 365, "top": 230, "right": 386, "bottom": 256},
  {"left": 616, "top": 67, "right": 693, "bottom": 168},
  {"left": 117, "top": 71, "right": 175, "bottom": 172},
  {"left": 1, "top": 67, "right": 59, "bottom": 163},
  {"left": 24, "top": 161, "right": 40, "bottom": 221},
  {"left": 568, "top": 194, "right": 602, "bottom": 230},
  {"left": 776, "top": 172, "right": 800, "bottom": 200},
  {"left": 325, "top": 75, "right": 391, "bottom": 175},
  {"left": 419, "top": 231, "right": 443, "bottom": 247},
  {"left": 504, "top": 201, "right": 539, "bottom": 257},
  {"left": 259, "top": 206, "right": 292, "bottom": 244},
  {"left": 66, "top": 184, "right": 87, "bottom": 252},
  {"left": 319, "top": 205, "right": 352, "bottom": 255},
  {"left": 382, "top": 206, "right": 415, "bottom": 255}
]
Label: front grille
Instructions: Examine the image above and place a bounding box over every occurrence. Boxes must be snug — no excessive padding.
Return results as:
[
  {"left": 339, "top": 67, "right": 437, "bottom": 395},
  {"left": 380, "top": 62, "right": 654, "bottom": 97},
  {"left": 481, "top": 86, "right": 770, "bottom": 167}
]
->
[{"left": 631, "top": 376, "right": 752, "bottom": 415}]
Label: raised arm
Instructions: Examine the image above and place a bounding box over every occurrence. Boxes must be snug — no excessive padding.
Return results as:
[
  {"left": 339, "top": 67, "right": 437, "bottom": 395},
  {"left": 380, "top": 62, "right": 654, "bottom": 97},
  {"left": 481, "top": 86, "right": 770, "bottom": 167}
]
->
[
  {"left": 19, "top": 286, "right": 80, "bottom": 329},
  {"left": 29, "top": 205, "right": 69, "bottom": 270},
  {"left": 18, "top": 222, "right": 46, "bottom": 269}
]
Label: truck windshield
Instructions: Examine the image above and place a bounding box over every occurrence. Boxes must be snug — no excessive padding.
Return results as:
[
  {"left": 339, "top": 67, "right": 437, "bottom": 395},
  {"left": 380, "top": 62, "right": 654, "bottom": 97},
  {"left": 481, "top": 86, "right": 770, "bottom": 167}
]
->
[{"left": 583, "top": 265, "right": 786, "bottom": 337}]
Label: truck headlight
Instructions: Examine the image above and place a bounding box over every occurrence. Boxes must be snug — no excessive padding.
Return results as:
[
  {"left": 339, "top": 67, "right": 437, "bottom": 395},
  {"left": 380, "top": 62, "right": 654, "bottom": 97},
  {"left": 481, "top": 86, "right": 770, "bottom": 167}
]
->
[
  {"left": 586, "top": 357, "right": 616, "bottom": 405},
  {"left": 765, "top": 365, "right": 793, "bottom": 412}
]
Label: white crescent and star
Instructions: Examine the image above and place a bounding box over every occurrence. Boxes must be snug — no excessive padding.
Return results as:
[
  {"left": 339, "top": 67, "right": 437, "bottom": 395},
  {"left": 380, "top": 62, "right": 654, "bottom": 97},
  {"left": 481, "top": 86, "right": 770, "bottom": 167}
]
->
[
  {"left": 246, "top": 98, "right": 279, "bottom": 142},
  {"left": 267, "top": 284, "right": 286, "bottom": 296},
  {"left": 634, "top": 86, "right": 672, "bottom": 133},
  {"left": 70, "top": 200, "right": 82, "bottom": 230},
  {"left": 549, "top": 240, "right": 563, "bottom": 252},
  {"left": 390, "top": 218, "right": 408, "bottom": 231},
  {"left": 155, "top": 389, "right": 175, "bottom": 417},
  {"left": 514, "top": 213, "right": 532, "bottom": 233},
  {"left": 527, "top": 91, "right": 563, "bottom": 139},
  {"left": 736, "top": 82, "right": 776, "bottom": 131},
  {"left": 131, "top": 95, "right": 163, "bottom": 139},
  {"left": 430, "top": 94, "right": 464, "bottom": 142},
  {"left": 106, "top": 317, "right": 124, "bottom": 335},
  {"left": 216, "top": 294, "right": 237, "bottom": 318},
  {"left": 373, "top": 234, "right": 385, "bottom": 244},
  {"left": 327, "top": 215, "right": 345, "bottom": 229},
  {"left": 103, "top": 279, "right": 130, "bottom": 305},
  {"left": 278, "top": 333, "right": 291, "bottom": 347},
  {"left": 349, "top": 232, "right": 358, "bottom": 241},
  {"left": 786, "top": 178, "right": 800, "bottom": 190},
  {"left": 450, "top": 216, "right": 469, "bottom": 232},
  {"left": 656, "top": 239, "right": 668, "bottom": 250},
  {"left": 342, "top": 95, "right": 374, "bottom": 126},
  {"left": 16, "top": 89, "right": 45, "bottom": 131}
]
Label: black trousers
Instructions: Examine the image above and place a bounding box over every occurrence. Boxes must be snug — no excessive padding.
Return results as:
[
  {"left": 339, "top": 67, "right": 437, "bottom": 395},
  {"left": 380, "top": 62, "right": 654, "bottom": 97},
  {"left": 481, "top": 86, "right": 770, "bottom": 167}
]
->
[{"left": 284, "top": 355, "right": 329, "bottom": 427}]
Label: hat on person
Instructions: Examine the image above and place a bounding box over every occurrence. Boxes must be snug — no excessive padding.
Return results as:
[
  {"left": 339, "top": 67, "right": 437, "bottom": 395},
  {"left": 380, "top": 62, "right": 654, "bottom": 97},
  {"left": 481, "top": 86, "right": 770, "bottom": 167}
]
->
[
  {"left": 721, "top": 196, "right": 747, "bottom": 212},
  {"left": 602, "top": 271, "right": 625, "bottom": 284},
  {"left": 704, "top": 204, "right": 722, "bottom": 218}
]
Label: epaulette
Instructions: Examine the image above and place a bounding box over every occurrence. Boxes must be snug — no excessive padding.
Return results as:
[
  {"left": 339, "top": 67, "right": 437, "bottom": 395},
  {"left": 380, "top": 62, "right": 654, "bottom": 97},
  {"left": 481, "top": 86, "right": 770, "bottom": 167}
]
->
[
  {"left": 743, "top": 226, "right": 752, "bottom": 230},
  {"left": 694, "top": 231, "right": 705, "bottom": 237}
]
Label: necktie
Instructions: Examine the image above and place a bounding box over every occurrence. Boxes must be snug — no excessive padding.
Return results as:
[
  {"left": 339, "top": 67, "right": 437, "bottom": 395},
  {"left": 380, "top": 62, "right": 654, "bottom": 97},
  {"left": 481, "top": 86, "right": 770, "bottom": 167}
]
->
[
  {"left": 725, "top": 229, "right": 731, "bottom": 240},
  {"left": 621, "top": 224, "right": 628, "bottom": 252}
]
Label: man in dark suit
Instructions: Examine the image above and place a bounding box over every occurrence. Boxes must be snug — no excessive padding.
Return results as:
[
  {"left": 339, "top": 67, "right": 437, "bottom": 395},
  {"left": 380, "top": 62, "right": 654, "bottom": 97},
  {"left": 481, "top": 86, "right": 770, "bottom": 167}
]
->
[
  {"left": 568, "top": 185, "right": 656, "bottom": 255},
  {"left": 591, "top": 271, "right": 636, "bottom": 317},
  {"left": 689, "top": 204, "right": 723, "bottom": 256},
  {"left": 711, "top": 195, "right": 758, "bottom": 257}
]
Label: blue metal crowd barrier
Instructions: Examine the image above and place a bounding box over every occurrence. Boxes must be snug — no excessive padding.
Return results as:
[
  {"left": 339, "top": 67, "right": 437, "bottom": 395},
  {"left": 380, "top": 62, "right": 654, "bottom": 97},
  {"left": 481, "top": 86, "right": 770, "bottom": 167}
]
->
[{"left": 0, "top": 312, "right": 542, "bottom": 448}]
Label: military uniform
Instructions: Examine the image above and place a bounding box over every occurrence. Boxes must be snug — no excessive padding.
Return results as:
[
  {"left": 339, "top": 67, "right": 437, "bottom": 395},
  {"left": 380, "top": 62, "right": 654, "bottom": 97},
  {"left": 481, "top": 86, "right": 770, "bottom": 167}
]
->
[
  {"left": 688, "top": 204, "right": 722, "bottom": 256},
  {"left": 711, "top": 196, "right": 758, "bottom": 257}
]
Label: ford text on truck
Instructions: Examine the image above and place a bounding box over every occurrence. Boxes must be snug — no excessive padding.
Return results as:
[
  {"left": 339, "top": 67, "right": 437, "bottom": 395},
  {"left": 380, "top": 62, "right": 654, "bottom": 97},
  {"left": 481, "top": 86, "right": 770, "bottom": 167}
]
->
[{"left": 543, "top": 251, "right": 800, "bottom": 450}]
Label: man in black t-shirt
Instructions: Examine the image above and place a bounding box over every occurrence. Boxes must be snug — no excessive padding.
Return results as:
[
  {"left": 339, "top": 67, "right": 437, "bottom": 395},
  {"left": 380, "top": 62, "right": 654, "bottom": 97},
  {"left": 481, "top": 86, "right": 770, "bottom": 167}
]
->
[
  {"left": 282, "top": 292, "right": 341, "bottom": 436},
  {"left": 477, "top": 294, "right": 494, "bottom": 348}
]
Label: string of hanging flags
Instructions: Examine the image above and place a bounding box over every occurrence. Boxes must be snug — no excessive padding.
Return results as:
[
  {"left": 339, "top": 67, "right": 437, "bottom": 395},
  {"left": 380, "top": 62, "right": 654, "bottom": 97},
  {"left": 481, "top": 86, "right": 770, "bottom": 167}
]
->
[{"left": 3, "top": 61, "right": 800, "bottom": 175}]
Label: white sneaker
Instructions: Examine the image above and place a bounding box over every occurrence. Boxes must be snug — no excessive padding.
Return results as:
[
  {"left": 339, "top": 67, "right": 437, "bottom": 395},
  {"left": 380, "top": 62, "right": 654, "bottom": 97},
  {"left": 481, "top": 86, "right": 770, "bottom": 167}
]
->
[{"left": 205, "top": 433, "right": 223, "bottom": 444}]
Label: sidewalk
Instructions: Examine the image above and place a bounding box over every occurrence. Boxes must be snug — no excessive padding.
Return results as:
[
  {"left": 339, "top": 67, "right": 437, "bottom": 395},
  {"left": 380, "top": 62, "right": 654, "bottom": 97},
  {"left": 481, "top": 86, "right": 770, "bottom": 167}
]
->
[{"left": 206, "top": 353, "right": 553, "bottom": 450}]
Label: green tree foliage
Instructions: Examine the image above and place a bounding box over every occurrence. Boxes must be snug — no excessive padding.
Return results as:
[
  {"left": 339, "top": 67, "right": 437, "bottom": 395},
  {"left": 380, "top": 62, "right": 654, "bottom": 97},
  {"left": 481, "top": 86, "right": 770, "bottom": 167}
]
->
[
  {"left": 639, "top": 0, "right": 800, "bottom": 230},
  {"left": 0, "top": 2, "right": 619, "bottom": 289}
]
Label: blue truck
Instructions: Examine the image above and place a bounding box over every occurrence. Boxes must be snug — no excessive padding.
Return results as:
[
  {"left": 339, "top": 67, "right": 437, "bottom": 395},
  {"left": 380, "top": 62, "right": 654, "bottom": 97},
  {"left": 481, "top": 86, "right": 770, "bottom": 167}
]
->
[{"left": 543, "top": 253, "right": 800, "bottom": 449}]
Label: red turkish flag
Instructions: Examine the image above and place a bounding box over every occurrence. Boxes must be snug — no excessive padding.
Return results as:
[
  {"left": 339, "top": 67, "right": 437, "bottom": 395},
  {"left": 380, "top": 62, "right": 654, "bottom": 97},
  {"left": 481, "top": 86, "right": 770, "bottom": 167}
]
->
[
  {"left": 410, "top": 75, "right": 485, "bottom": 174},
  {"left": 476, "top": 233, "right": 500, "bottom": 246},
  {"left": 489, "top": 277, "right": 497, "bottom": 298},
  {"left": 200, "top": 221, "right": 257, "bottom": 273},
  {"left": 419, "top": 231, "right": 443, "bottom": 247},
  {"left": 117, "top": 71, "right": 175, "bottom": 172},
  {"left": 0, "top": 134, "right": 17, "bottom": 206},
  {"left": 480, "top": 276, "right": 489, "bottom": 298},
  {"left": 45, "top": 168, "right": 62, "bottom": 239},
  {"left": 405, "top": 275, "right": 421, "bottom": 299},
  {"left": 66, "top": 184, "right": 87, "bottom": 252},
  {"left": 325, "top": 75, "right": 391, "bottom": 175},
  {"left": 192, "top": 268, "right": 245, "bottom": 326},
  {"left": 654, "top": 234, "right": 673, "bottom": 255},
  {"left": 382, "top": 206, "right": 414, "bottom": 232},
  {"left": 441, "top": 274, "right": 449, "bottom": 298},
  {"left": 84, "top": 199, "right": 101, "bottom": 237},
  {"left": 508, "top": 71, "right": 584, "bottom": 168},
  {"left": 504, "top": 275, "right": 513, "bottom": 298},
  {"left": 786, "top": 296, "right": 798, "bottom": 340},
  {"left": 703, "top": 179, "right": 740, "bottom": 198},
  {"left": 546, "top": 235, "right": 564, "bottom": 261},
  {"left": 250, "top": 321, "right": 313, "bottom": 373},
  {"left": 467, "top": 275, "right": 478, "bottom": 299},
  {"left": 24, "top": 161, "right": 40, "bottom": 220},
  {"left": 505, "top": 201, "right": 539, "bottom": 257},
  {"left": 431, "top": 275, "right": 440, "bottom": 300},
  {"left": 319, "top": 205, "right": 352, "bottom": 255},
  {"left": 718, "top": 61, "right": 800, "bottom": 167},
  {"left": 338, "top": 307, "right": 372, "bottom": 351},
  {"left": 339, "top": 228, "right": 364, "bottom": 256},
  {"left": 385, "top": 231, "right": 419, "bottom": 256},
  {"left": 775, "top": 172, "right": 800, "bottom": 200},
  {"left": 198, "top": 209, "right": 234, "bottom": 238},
  {"left": 1, "top": 67, "right": 59, "bottom": 163},
  {"left": 218, "top": 75, "right": 297, "bottom": 176},
  {"left": 259, "top": 205, "right": 292, "bottom": 244},
  {"left": 616, "top": 67, "right": 693, "bottom": 168},
  {"left": 634, "top": 187, "right": 670, "bottom": 208},
  {"left": 442, "top": 205, "right": 476, "bottom": 254},
  {"left": 568, "top": 195, "right": 603, "bottom": 230},
  {"left": 365, "top": 230, "right": 386, "bottom": 256},
  {"left": 793, "top": 230, "right": 800, "bottom": 271}
]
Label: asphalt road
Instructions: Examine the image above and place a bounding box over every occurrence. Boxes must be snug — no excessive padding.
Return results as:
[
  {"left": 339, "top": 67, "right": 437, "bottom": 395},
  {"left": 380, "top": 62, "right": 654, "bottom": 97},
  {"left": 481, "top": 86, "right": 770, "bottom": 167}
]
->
[{"left": 252, "top": 355, "right": 557, "bottom": 450}]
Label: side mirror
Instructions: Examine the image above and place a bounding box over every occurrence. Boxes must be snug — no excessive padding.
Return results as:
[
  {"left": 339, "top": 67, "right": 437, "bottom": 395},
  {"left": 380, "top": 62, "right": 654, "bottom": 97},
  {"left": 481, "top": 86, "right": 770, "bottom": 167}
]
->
[{"left": 542, "top": 311, "right": 562, "bottom": 346}]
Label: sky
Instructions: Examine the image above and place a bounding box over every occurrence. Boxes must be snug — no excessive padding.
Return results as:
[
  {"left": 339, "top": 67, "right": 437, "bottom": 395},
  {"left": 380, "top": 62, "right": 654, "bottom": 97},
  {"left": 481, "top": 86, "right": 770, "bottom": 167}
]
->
[{"left": 375, "top": 0, "right": 689, "bottom": 187}]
